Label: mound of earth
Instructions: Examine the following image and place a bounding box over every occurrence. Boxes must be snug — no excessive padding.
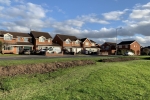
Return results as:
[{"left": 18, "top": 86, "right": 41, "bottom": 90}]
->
[
  {"left": 0, "top": 60, "right": 95, "bottom": 77},
  {"left": 99, "top": 57, "right": 140, "bottom": 62}
]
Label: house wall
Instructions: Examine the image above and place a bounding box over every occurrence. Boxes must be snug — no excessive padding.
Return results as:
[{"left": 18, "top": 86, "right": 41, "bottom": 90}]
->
[
  {"left": 101, "top": 43, "right": 111, "bottom": 50},
  {"left": 101, "top": 43, "right": 116, "bottom": 55},
  {"left": 34, "top": 39, "right": 52, "bottom": 50},
  {"left": 82, "top": 39, "right": 92, "bottom": 48},
  {"left": 118, "top": 41, "right": 140, "bottom": 55},
  {"left": 53, "top": 35, "right": 63, "bottom": 46},
  {"left": 130, "top": 41, "right": 141, "bottom": 55},
  {"left": 35, "top": 39, "right": 52, "bottom": 45},
  {"left": 71, "top": 41, "right": 81, "bottom": 47}
]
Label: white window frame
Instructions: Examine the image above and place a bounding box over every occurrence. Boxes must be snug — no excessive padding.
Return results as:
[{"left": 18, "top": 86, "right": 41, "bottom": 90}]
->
[
  {"left": 24, "top": 37, "right": 28, "bottom": 42},
  {"left": 17, "top": 37, "right": 20, "bottom": 42},
  {"left": 39, "top": 36, "right": 46, "bottom": 42},
  {"left": 75, "top": 40, "right": 80, "bottom": 44},
  {"left": 48, "top": 39, "right": 51, "bottom": 42},
  {"left": 4, "top": 33, "right": 13, "bottom": 41},
  {"left": 85, "top": 42, "right": 89, "bottom": 46},
  {"left": 92, "top": 43, "right": 95, "bottom": 46},
  {"left": 65, "top": 39, "right": 71, "bottom": 44},
  {"left": 4, "top": 45, "right": 13, "bottom": 50}
]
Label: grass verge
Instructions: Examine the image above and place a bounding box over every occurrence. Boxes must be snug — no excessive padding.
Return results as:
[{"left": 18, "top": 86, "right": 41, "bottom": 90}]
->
[{"left": 0, "top": 58, "right": 150, "bottom": 99}]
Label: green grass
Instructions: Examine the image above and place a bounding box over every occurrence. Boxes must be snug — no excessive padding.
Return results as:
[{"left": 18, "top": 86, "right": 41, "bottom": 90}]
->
[
  {"left": 0, "top": 56, "right": 107, "bottom": 67},
  {"left": 0, "top": 54, "right": 19, "bottom": 57},
  {"left": 0, "top": 58, "right": 150, "bottom": 100}
]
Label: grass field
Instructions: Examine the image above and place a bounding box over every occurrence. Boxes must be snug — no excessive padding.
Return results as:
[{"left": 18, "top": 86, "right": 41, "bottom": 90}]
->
[{"left": 0, "top": 57, "right": 150, "bottom": 100}]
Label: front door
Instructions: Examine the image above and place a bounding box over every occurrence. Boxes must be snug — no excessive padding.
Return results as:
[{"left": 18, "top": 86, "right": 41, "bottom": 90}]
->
[{"left": 16, "top": 47, "right": 19, "bottom": 54}]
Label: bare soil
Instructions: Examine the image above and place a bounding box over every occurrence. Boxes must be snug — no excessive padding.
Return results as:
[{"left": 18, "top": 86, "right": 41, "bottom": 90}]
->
[
  {"left": 0, "top": 60, "right": 95, "bottom": 77},
  {"left": 99, "top": 57, "right": 140, "bottom": 62}
]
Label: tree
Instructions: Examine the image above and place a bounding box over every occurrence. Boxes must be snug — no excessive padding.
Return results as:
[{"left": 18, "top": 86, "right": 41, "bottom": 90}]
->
[
  {"left": 143, "top": 48, "right": 150, "bottom": 55},
  {"left": 0, "top": 41, "right": 9, "bottom": 54},
  {"left": 0, "top": 41, "right": 2, "bottom": 53}
]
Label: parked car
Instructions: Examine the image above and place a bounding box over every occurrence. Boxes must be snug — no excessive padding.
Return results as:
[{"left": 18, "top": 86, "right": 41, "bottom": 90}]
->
[
  {"left": 46, "top": 47, "right": 61, "bottom": 54},
  {"left": 23, "top": 49, "right": 30, "bottom": 55},
  {"left": 124, "top": 51, "right": 134, "bottom": 56},
  {"left": 40, "top": 49, "right": 47, "bottom": 54}
]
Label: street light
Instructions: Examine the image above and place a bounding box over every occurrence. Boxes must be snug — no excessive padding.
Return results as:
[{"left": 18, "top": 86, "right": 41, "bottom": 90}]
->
[{"left": 115, "top": 27, "right": 122, "bottom": 55}]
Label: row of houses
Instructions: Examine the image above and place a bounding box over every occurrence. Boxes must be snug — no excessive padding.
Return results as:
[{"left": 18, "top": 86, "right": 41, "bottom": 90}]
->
[
  {"left": 0, "top": 31, "right": 99, "bottom": 54},
  {"left": 0, "top": 30, "right": 141, "bottom": 55}
]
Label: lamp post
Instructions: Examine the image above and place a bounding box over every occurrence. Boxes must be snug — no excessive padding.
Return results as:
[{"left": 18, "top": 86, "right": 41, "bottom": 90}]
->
[{"left": 115, "top": 27, "right": 122, "bottom": 55}]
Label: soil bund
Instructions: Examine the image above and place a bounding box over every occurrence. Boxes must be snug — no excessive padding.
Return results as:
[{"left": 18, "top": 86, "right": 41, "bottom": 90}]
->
[{"left": 0, "top": 60, "right": 95, "bottom": 77}]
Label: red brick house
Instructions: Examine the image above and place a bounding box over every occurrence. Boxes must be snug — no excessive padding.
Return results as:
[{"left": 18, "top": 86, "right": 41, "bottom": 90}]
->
[
  {"left": 53, "top": 34, "right": 82, "bottom": 53},
  {"left": 30, "top": 31, "right": 61, "bottom": 51},
  {"left": 0, "top": 31, "right": 33, "bottom": 54},
  {"left": 80, "top": 38, "right": 99, "bottom": 54},
  {"left": 117, "top": 40, "right": 141, "bottom": 55},
  {"left": 101, "top": 42, "right": 116, "bottom": 55}
]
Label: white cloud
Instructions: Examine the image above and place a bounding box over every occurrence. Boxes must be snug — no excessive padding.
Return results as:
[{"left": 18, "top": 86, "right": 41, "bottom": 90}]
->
[
  {"left": 102, "top": 9, "right": 128, "bottom": 20},
  {"left": 129, "top": 9, "right": 150, "bottom": 19},
  {"left": 77, "top": 14, "right": 109, "bottom": 24},
  {"left": 0, "top": 0, "right": 11, "bottom": 5}
]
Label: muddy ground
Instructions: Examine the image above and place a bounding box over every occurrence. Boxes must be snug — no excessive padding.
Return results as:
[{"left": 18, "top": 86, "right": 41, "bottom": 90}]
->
[{"left": 0, "top": 60, "right": 95, "bottom": 77}]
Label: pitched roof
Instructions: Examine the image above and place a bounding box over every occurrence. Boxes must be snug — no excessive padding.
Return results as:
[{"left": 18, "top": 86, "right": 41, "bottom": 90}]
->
[
  {"left": 57, "top": 34, "right": 78, "bottom": 41},
  {"left": 118, "top": 40, "right": 135, "bottom": 45},
  {"left": 30, "top": 31, "right": 52, "bottom": 39},
  {"left": 105, "top": 42, "right": 116, "bottom": 46},
  {"left": 90, "top": 40, "right": 96, "bottom": 43},
  {"left": 0, "top": 31, "right": 31, "bottom": 38},
  {"left": 80, "top": 38, "right": 87, "bottom": 42}
]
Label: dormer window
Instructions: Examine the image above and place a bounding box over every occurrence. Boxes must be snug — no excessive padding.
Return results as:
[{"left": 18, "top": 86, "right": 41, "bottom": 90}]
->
[
  {"left": 65, "top": 39, "right": 71, "bottom": 44},
  {"left": 48, "top": 39, "right": 51, "bottom": 42},
  {"left": 75, "top": 40, "right": 80, "bottom": 44},
  {"left": 4, "top": 33, "right": 13, "bottom": 40},
  {"left": 39, "top": 36, "right": 46, "bottom": 42}
]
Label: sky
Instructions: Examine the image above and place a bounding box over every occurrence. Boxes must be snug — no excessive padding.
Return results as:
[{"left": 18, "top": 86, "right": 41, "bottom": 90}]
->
[{"left": 0, "top": 0, "right": 150, "bottom": 46}]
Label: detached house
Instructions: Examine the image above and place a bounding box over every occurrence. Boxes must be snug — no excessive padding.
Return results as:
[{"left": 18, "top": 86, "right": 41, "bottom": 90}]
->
[
  {"left": 30, "top": 31, "right": 61, "bottom": 51},
  {"left": 80, "top": 38, "right": 99, "bottom": 54},
  {"left": 53, "top": 34, "right": 82, "bottom": 53},
  {"left": 117, "top": 40, "right": 141, "bottom": 55},
  {"left": 101, "top": 42, "right": 116, "bottom": 55},
  {"left": 0, "top": 31, "right": 33, "bottom": 54}
]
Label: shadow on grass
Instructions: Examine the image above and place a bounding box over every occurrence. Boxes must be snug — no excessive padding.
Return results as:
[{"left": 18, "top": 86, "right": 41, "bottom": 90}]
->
[{"left": 141, "top": 57, "right": 150, "bottom": 60}]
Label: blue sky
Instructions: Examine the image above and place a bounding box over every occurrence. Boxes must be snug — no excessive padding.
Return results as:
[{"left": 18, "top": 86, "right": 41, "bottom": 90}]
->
[{"left": 0, "top": 0, "right": 150, "bottom": 46}]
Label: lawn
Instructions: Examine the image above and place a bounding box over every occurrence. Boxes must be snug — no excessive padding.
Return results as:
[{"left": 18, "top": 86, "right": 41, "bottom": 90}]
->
[{"left": 0, "top": 57, "right": 150, "bottom": 100}]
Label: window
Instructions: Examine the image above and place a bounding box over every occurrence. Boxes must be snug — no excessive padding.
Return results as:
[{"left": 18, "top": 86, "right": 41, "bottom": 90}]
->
[
  {"left": 85, "top": 42, "right": 89, "bottom": 46},
  {"left": 17, "top": 37, "right": 20, "bottom": 41},
  {"left": 39, "top": 36, "right": 46, "bottom": 42},
  {"left": 92, "top": 43, "right": 95, "bottom": 46},
  {"left": 75, "top": 40, "right": 80, "bottom": 44},
  {"left": 106, "top": 46, "right": 109, "bottom": 50},
  {"left": 4, "top": 34, "right": 13, "bottom": 40},
  {"left": 119, "top": 45, "right": 122, "bottom": 48},
  {"left": 65, "top": 39, "right": 71, "bottom": 44},
  {"left": 4, "top": 46, "right": 13, "bottom": 50},
  {"left": 125, "top": 45, "right": 128, "bottom": 48},
  {"left": 24, "top": 37, "right": 28, "bottom": 42},
  {"left": 48, "top": 39, "right": 51, "bottom": 42}
]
